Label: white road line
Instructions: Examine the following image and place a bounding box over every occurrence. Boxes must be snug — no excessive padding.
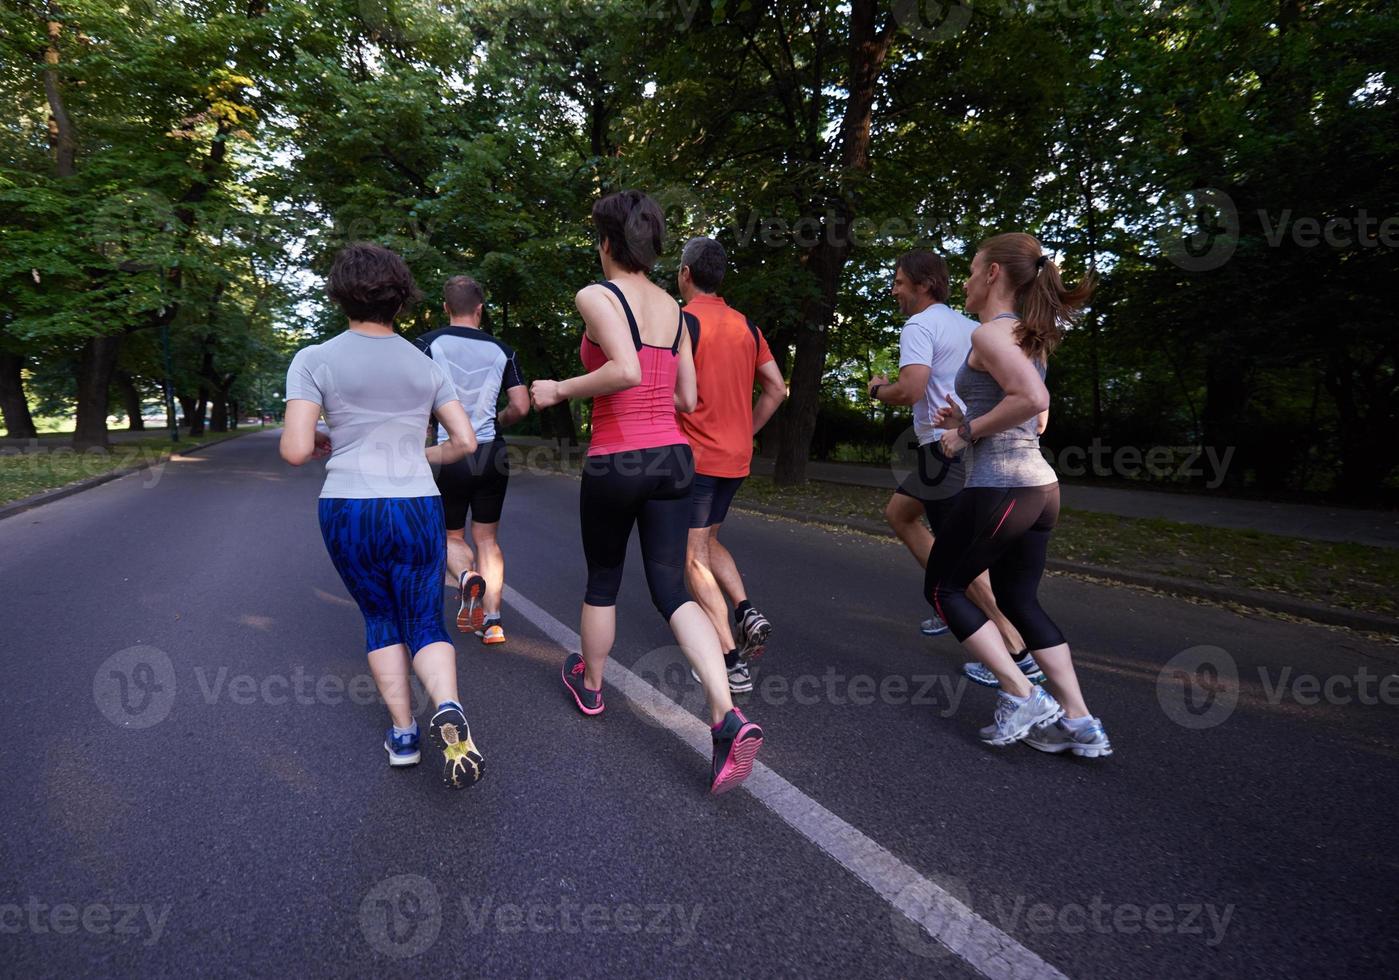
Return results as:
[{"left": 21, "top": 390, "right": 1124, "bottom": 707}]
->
[{"left": 502, "top": 584, "right": 1070, "bottom": 980}]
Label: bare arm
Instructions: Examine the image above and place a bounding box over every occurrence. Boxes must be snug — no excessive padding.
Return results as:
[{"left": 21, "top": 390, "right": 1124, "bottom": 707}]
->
[
  {"left": 425, "top": 399, "right": 477, "bottom": 466},
  {"left": 752, "top": 360, "right": 787, "bottom": 434},
  {"left": 531, "top": 286, "right": 643, "bottom": 409},
  {"left": 1037, "top": 409, "right": 1049, "bottom": 435},
  {"left": 497, "top": 385, "right": 530, "bottom": 429},
  {"left": 868, "top": 363, "right": 931, "bottom": 408},
  {"left": 279, "top": 399, "right": 322, "bottom": 465},
  {"left": 958, "top": 327, "right": 1050, "bottom": 440},
  {"left": 674, "top": 325, "right": 697, "bottom": 413}
]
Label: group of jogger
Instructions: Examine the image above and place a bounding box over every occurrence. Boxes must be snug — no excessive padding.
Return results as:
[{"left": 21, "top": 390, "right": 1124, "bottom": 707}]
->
[{"left": 279, "top": 188, "right": 1110, "bottom": 798}]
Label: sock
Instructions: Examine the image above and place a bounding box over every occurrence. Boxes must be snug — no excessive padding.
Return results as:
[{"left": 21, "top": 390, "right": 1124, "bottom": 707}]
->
[
  {"left": 1061, "top": 714, "right": 1097, "bottom": 731},
  {"left": 1003, "top": 690, "right": 1030, "bottom": 704},
  {"left": 392, "top": 720, "right": 418, "bottom": 737},
  {"left": 724, "top": 649, "right": 739, "bottom": 669},
  {"left": 734, "top": 600, "right": 753, "bottom": 621}
]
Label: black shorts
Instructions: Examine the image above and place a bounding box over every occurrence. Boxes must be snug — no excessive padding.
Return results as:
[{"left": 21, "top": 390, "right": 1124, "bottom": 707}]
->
[
  {"left": 894, "top": 439, "right": 966, "bottom": 536},
  {"left": 435, "top": 438, "right": 509, "bottom": 529},
  {"left": 689, "top": 474, "right": 744, "bottom": 529}
]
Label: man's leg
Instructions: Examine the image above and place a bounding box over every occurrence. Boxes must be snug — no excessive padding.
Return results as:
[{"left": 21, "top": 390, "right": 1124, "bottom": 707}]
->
[
  {"left": 687, "top": 526, "right": 739, "bottom": 652},
  {"left": 470, "top": 521, "right": 504, "bottom": 617},
  {"left": 886, "top": 491, "right": 933, "bottom": 568},
  {"left": 706, "top": 528, "right": 746, "bottom": 607},
  {"left": 445, "top": 527, "right": 476, "bottom": 584},
  {"left": 968, "top": 572, "right": 1026, "bottom": 656}
]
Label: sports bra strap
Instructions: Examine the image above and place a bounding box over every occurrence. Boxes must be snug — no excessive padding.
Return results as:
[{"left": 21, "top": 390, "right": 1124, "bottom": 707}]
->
[
  {"left": 671, "top": 304, "right": 684, "bottom": 354},
  {"left": 596, "top": 281, "right": 643, "bottom": 350}
]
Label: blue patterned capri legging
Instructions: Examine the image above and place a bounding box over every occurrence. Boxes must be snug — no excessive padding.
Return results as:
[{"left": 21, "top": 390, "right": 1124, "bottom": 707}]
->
[{"left": 317, "top": 495, "right": 451, "bottom": 656}]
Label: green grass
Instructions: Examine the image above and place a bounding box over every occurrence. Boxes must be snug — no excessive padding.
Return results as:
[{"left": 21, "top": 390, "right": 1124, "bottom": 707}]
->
[
  {"left": 730, "top": 475, "right": 1399, "bottom": 619},
  {"left": 0, "top": 431, "right": 243, "bottom": 505}
]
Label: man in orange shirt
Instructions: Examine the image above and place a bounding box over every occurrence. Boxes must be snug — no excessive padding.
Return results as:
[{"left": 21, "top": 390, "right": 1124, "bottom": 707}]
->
[{"left": 678, "top": 237, "right": 787, "bottom": 694}]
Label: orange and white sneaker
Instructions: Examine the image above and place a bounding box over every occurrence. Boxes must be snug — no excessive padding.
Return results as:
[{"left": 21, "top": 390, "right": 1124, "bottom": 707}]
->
[
  {"left": 456, "top": 570, "right": 486, "bottom": 633},
  {"left": 480, "top": 622, "right": 506, "bottom": 645}
]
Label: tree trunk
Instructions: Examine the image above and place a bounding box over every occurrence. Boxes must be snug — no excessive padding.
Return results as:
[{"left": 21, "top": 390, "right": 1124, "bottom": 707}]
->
[
  {"left": 0, "top": 352, "right": 38, "bottom": 439},
  {"left": 73, "top": 335, "right": 122, "bottom": 449},
  {"left": 115, "top": 372, "right": 145, "bottom": 430},
  {"left": 772, "top": 0, "right": 893, "bottom": 484},
  {"left": 229, "top": 400, "right": 239, "bottom": 429},
  {"left": 179, "top": 392, "right": 207, "bottom": 436},
  {"left": 210, "top": 396, "right": 228, "bottom": 433}
]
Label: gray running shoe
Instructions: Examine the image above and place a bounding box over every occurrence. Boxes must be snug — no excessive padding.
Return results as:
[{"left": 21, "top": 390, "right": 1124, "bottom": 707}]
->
[
  {"left": 736, "top": 606, "right": 771, "bottom": 659},
  {"left": 963, "top": 652, "right": 1047, "bottom": 688},
  {"left": 921, "top": 614, "right": 950, "bottom": 637},
  {"left": 691, "top": 659, "right": 753, "bottom": 694},
  {"left": 1026, "top": 717, "right": 1113, "bottom": 758},
  {"left": 979, "top": 687, "right": 1063, "bottom": 746}
]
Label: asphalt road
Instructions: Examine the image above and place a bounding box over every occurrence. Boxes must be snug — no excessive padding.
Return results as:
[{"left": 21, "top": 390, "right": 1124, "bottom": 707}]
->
[{"left": 1, "top": 430, "right": 1396, "bottom": 979}]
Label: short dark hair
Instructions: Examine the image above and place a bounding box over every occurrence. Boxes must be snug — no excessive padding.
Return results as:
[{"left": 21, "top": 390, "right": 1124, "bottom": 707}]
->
[
  {"left": 894, "top": 249, "right": 950, "bottom": 304},
  {"left": 326, "top": 242, "right": 422, "bottom": 325},
  {"left": 681, "top": 237, "right": 725, "bottom": 293},
  {"left": 591, "top": 190, "right": 665, "bottom": 272},
  {"left": 443, "top": 275, "right": 484, "bottom": 316}
]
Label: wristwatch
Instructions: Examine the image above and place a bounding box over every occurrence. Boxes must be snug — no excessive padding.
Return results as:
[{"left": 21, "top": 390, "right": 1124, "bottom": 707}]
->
[
  {"left": 870, "top": 383, "right": 884, "bottom": 401},
  {"left": 957, "top": 421, "right": 975, "bottom": 443}
]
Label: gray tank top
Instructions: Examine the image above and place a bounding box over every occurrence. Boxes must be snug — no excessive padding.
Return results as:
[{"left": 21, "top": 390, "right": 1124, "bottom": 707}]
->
[
  {"left": 954, "top": 354, "right": 1057, "bottom": 489},
  {"left": 285, "top": 330, "right": 459, "bottom": 499}
]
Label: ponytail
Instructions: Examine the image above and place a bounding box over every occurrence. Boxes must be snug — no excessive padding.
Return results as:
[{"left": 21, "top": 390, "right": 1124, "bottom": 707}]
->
[{"left": 977, "top": 233, "right": 1094, "bottom": 362}]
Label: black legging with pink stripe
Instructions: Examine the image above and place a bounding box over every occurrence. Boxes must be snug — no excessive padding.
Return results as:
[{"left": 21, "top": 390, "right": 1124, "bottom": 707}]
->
[{"left": 924, "top": 483, "right": 1066, "bottom": 649}]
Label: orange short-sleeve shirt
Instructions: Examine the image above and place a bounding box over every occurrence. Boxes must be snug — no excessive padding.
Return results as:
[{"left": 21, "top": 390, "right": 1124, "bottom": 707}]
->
[{"left": 678, "top": 294, "right": 775, "bottom": 478}]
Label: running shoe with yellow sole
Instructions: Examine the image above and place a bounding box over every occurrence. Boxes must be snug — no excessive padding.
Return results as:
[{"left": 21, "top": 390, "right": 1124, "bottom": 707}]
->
[
  {"left": 428, "top": 701, "right": 484, "bottom": 789},
  {"left": 480, "top": 622, "right": 506, "bottom": 645}
]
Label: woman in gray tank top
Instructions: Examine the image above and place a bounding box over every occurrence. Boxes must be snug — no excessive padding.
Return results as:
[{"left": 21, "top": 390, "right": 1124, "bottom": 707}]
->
[{"left": 926, "top": 233, "right": 1113, "bottom": 758}]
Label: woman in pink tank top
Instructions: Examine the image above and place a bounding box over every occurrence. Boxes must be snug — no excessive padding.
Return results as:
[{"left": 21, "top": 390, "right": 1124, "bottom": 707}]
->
[{"left": 531, "top": 190, "right": 764, "bottom": 795}]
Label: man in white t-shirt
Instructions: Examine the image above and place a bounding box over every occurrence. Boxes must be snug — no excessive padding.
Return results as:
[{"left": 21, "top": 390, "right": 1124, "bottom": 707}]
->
[{"left": 868, "top": 250, "right": 1042, "bottom": 687}]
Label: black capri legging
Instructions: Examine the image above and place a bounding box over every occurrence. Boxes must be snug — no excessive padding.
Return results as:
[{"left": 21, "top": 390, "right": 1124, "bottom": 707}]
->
[
  {"left": 580, "top": 443, "right": 695, "bottom": 619},
  {"left": 924, "top": 483, "right": 1066, "bottom": 651}
]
